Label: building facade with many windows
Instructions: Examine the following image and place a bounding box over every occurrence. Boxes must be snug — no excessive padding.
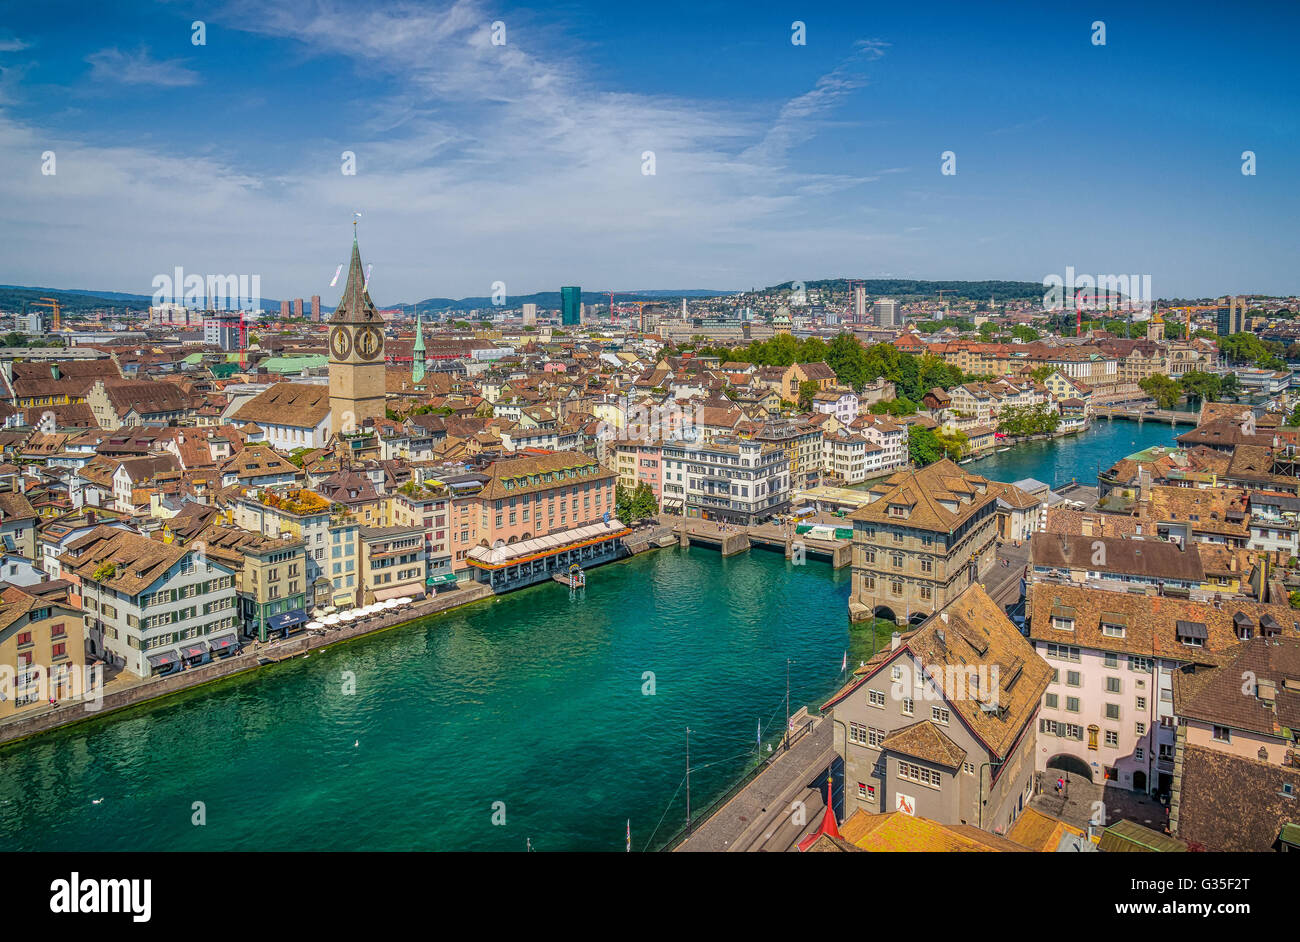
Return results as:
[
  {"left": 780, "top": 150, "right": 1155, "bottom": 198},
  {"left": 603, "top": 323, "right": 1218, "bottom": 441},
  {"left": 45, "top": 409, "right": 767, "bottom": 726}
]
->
[
  {"left": 62, "top": 526, "right": 239, "bottom": 677},
  {"left": 824, "top": 585, "right": 1051, "bottom": 833},
  {"left": 849, "top": 460, "right": 998, "bottom": 625},
  {"left": 1026, "top": 582, "right": 1298, "bottom": 796},
  {"left": 661, "top": 437, "right": 788, "bottom": 525}
]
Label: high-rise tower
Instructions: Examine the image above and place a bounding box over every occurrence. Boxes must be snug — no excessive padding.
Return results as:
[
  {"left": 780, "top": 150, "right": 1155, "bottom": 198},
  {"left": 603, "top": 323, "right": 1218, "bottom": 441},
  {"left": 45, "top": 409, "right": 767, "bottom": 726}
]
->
[
  {"left": 561, "top": 286, "right": 581, "bottom": 326},
  {"left": 328, "top": 232, "right": 386, "bottom": 436}
]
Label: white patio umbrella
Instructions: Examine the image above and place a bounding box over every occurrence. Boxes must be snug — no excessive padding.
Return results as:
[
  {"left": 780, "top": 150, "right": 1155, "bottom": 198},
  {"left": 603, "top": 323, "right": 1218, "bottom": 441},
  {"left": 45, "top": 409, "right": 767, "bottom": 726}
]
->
[
  {"left": 321, "top": 614, "right": 341, "bottom": 626},
  {"left": 306, "top": 621, "right": 325, "bottom": 631}
]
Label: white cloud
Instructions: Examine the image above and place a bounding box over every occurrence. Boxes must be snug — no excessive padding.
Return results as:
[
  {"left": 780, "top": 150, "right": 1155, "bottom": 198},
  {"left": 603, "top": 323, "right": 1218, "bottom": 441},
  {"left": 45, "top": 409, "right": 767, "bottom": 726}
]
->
[
  {"left": 85, "top": 47, "right": 200, "bottom": 87},
  {"left": 1, "top": 1, "right": 901, "bottom": 301}
]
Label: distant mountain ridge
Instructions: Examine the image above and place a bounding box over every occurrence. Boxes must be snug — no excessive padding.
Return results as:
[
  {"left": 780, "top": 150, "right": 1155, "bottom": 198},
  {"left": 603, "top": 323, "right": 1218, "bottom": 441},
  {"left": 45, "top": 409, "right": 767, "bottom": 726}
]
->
[
  {"left": 0, "top": 278, "right": 1048, "bottom": 317},
  {"left": 394, "top": 288, "right": 739, "bottom": 313}
]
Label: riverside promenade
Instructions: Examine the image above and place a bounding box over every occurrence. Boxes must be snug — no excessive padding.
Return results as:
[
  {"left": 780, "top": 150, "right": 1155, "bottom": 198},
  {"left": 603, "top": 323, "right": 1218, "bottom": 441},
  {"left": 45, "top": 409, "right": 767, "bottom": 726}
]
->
[
  {"left": 673, "top": 714, "right": 836, "bottom": 852},
  {"left": 0, "top": 582, "right": 493, "bottom": 747}
]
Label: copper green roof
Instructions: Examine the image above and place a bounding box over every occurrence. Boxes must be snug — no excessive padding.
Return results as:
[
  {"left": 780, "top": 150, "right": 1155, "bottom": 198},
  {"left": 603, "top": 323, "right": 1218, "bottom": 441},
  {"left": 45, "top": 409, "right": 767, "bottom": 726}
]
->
[{"left": 1097, "top": 819, "right": 1187, "bottom": 852}]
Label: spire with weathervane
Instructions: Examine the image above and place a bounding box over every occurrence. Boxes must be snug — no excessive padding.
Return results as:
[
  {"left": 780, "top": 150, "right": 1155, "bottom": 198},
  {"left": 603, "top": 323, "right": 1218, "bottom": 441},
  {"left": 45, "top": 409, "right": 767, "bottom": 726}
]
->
[
  {"left": 412, "top": 312, "right": 426, "bottom": 385},
  {"left": 330, "top": 223, "right": 381, "bottom": 325}
]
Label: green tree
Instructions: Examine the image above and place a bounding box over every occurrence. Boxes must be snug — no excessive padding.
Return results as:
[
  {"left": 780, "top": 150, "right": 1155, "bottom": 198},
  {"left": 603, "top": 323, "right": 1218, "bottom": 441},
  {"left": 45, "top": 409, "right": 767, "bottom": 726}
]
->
[
  {"left": 630, "top": 483, "right": 658, "bottom": 520},
  {"left": 935, "top": 429, "right": 970, "bottom": 459},
  {"left": 1139, "top": 374, "right": 1181, "bottom": 410},
  {"left": 1010, "top": 324, "right": 1040, "bottom": 342},
  {"left": 869, "top": 397, "right": 917, "bottom": 417},
  {"left": 908, "top": 424, "right": 943, "bottom": 467},
  {"left": 616, "top": 483, "right": 658, "bottom": 523},
  {"left": 826, "top": 333, "right": 869, "bottom": 390},
  {"left": 996, "top": 403, "right": 1061, "bottom": 437},
  {"left": 1178, "top": 370, "right": 1223, "bottom": 404},
  {"left": 797, "top": 379, "right": 821, "bottom": 411}
]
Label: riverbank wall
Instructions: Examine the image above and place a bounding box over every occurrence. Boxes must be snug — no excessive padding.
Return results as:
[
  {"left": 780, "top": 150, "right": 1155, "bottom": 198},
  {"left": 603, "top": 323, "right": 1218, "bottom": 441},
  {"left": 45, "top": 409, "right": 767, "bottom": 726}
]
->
[{"left": 0, "top": 582, "right": 495, "bottom": 748}]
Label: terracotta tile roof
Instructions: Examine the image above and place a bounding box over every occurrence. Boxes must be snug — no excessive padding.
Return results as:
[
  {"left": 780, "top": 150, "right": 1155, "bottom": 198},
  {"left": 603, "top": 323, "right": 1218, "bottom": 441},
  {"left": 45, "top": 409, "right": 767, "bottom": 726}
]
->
[
  {"left": 60, "top": 525, "right": 189, "bottom": 596},
  {"left": 1005, "top": 806, "right": 1087, "bottom": 851},
  {"left": 477, "top": 450, "right": 615, "bottom": 501},
  {"left": 1026, "top": 583, "right": 1300, "bottom": 661},
  {"left": 218, "top": 443, "right": 300, "bottom": 480},
  {"left": 825, "top": 584, "right": 1052, "bottom": 761},
  {"left": 232, "top": 383, "right": 330, "bottom": 428},
  {"left": 1173, "top": 744, "right": 1299, "bottom": 851},
  {"left": 840, "top": 810, "right": 1029, "bottom": 852},
  {"left": 850, "top": 459, "right": 997, "bottom": 532},
  {"left": 879, "top": 720, "right": 967, "bottom": 770},
  {"left": 1030, "top": 533, "right": 1205, "bottom": 582},
  {"left": 1172, "top": 636, "right": 1300, "bottom": 737}
]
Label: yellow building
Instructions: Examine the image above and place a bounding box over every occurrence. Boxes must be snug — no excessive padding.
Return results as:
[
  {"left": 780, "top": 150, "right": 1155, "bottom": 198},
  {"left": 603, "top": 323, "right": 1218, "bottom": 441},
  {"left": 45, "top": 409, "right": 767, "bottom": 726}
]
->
[{"left": 0, "top": 587, "right": 89, "bottom": 718}]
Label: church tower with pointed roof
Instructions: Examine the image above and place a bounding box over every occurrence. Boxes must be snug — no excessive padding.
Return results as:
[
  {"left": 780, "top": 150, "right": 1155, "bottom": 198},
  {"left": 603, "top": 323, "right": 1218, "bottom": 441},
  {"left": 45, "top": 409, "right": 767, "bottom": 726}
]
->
[
  {"left": 412, "top": 312, "right": 426, "bottom": 385},
  {"left": 328, "top": 232, "right": 387, "bottom": 437}
]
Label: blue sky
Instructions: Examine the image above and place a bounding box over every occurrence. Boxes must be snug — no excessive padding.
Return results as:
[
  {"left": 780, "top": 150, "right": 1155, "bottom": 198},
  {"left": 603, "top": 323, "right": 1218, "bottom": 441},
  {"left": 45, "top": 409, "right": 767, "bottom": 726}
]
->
[{"left": 1, "top": 0, "right": 1296, "bottom": 304}]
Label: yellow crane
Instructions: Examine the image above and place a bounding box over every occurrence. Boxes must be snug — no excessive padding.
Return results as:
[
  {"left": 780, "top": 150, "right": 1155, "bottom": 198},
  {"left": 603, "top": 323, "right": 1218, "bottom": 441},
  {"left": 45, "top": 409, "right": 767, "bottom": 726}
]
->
[{"left": 29, "top": 297, "right": 61, "bottom": 332}]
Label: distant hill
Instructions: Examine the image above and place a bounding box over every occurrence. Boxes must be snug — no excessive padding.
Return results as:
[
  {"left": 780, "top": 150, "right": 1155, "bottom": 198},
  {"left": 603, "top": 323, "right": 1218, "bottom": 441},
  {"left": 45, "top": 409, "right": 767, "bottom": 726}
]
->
[
  {"left": 0, "top": 285, "right": 154, "bottom": 314},
  {"left": 761, "top": 279, "right": 1046, "bottom": 301},
  {"left": 0, "top": 284, "right": 331, "bottom": 316},
  {"left": 395, "top": 288, "right": 740, "bottom": 313}
]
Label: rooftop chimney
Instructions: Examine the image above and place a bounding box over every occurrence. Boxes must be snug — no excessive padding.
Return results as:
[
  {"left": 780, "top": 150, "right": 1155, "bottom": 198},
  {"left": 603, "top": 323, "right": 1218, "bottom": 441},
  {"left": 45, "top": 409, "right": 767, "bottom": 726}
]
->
[{"left": 890, "top": 631, "right": 901, "bottom": 651}]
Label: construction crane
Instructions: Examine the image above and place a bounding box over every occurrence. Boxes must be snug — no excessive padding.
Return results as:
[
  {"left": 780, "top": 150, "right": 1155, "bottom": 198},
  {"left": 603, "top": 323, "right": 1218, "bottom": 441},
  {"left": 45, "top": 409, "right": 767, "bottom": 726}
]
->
[{"left": 29, "top": 297, "right": 61, "bottom": 333}]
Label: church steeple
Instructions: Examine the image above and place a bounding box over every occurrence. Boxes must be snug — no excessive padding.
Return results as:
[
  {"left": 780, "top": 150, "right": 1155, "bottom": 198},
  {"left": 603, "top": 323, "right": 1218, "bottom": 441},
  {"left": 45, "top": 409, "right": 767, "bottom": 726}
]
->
[
  {"left": 328, "top": 225, "right": 387, "bottom": 437},
  {"left": 330, "top": 232, "right": 380, "bottom": 324},
  {"left": 412, "top": 312, "right": 426, "bottom": 385}
]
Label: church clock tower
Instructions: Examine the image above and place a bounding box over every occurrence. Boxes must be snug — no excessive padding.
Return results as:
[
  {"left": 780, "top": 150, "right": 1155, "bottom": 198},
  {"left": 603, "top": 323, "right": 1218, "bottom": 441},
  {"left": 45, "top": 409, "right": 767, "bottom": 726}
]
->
[{"left": 328, "top": 232, "right": 387, "bottom": 437}]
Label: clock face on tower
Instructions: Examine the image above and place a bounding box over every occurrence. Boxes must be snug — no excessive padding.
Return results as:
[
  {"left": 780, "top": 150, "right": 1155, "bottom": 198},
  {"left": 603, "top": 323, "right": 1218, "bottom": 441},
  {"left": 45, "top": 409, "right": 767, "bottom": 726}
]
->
[
  {"left": 355, "top": 324, "right": 383, "bottom": 361},
  {"left": 329, "top": 325, "right": 353, "bottom": 360}
]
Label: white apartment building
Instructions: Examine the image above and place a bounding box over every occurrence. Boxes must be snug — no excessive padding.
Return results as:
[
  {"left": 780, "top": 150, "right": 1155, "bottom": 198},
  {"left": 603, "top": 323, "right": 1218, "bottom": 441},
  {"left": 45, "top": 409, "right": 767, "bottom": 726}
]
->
[
  {"left": 62, "top": 527, "right": 239, "bottom": 677},
  {"left": 856, "top": 416, "right": 907, "bottom": 473},
  {"left": 811, "top": 390, "right": 859, "bottom": 425},
  {"left": 823, "top": 432, "right": 870, "bottom": 485},
  {"left": 661, "top": 437, "right": 789, "bottom": 525},
  {"left": 233, "top": 490, "right": 335, "bottom": 608}
]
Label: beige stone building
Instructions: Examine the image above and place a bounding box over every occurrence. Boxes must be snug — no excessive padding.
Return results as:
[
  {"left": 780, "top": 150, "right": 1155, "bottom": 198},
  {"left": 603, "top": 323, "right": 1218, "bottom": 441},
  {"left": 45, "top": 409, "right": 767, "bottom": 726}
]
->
[
  {"left": 823, "top": 584, "right": 1052, "bottom": 832},
  {"left": 848, "top": 460, "right": 999, "bottom": 625}
]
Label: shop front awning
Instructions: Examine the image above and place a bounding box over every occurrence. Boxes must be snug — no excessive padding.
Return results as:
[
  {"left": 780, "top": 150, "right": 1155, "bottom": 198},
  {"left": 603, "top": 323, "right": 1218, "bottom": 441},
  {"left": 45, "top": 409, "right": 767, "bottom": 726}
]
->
[
  {"left": 179, "top": 643, "right": 207, "bottom": 659},
  {"left": 207, "top": 634, "right": 239, "bottom": 653},
  {"left": 427, "top": 572, "right": 458, "bottom": 586},
  {"left": 267, "top": 610, "right": 309, "bottom": 631},
  {"left": 147, "top": 650, "right": 179, "bottom": 668},
  {"left": 374, "top": 584, "right": 419, "bottom": 601}
]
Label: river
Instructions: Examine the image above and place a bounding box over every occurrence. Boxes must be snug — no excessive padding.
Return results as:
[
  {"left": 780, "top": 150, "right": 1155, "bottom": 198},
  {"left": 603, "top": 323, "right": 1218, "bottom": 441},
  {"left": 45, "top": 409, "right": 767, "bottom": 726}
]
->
[
  {"left": 0, "top": 546, "right": 871, "bottom": 852},
  {"left": 956, "top": 417, "right": 1179, "bottom": 488}
]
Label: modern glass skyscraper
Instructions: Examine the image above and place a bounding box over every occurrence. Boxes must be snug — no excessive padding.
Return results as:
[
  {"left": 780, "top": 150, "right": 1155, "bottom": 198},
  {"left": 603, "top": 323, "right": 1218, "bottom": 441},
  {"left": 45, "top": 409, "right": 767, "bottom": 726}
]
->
[{"left": 561, "top": 286, "right": 581, "bottom": 325}]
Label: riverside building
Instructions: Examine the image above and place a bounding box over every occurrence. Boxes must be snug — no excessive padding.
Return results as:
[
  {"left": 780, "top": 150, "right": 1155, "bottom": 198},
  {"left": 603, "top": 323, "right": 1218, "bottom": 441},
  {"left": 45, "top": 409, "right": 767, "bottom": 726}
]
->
[
  {"left": 61, "top": 526, "right": 238, "bottom": 677},
  {"left": 849, "top": 460, "right": 998, "bottom": 626},
  {"left": 660, "top": 436, "right": 789, "bottom": 525}
]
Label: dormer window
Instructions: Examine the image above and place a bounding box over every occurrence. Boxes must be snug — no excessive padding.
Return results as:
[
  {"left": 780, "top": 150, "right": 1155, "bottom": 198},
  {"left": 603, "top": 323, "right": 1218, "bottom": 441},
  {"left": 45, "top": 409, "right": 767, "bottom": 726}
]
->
[
  {"left": 1176, "top": 620, "right": 1207, "bottom": 647},
  {"left": 1051, "top": 616, "right": 1075, "bottom": 632}
]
